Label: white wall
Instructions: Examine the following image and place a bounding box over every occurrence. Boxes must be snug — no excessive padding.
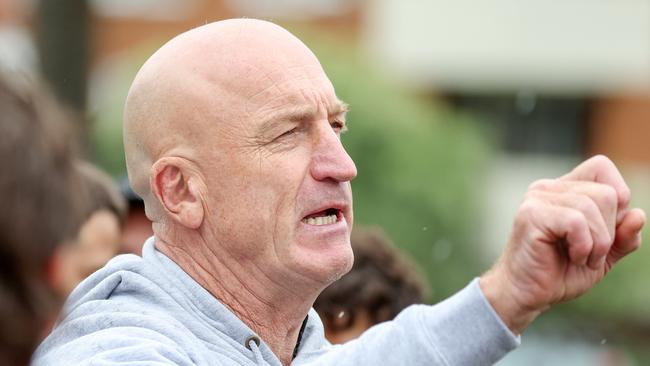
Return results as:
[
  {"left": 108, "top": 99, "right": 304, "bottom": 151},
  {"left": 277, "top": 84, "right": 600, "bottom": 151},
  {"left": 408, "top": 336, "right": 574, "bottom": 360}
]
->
[{"left": 364, "top": 0, "right": 650, "bottom": 93}]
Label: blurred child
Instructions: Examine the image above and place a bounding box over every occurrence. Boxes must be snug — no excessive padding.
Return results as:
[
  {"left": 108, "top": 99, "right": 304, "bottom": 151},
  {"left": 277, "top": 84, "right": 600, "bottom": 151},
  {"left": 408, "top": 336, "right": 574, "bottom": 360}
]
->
[
  {"left": 314, "top": 226, "right": 429, "bottom": 344},
  {"left": 118, "top": 177, "right": 153, "bottom": 255},
  {"left": 49, "top": 161, "right": 127, "bottom": 298}
]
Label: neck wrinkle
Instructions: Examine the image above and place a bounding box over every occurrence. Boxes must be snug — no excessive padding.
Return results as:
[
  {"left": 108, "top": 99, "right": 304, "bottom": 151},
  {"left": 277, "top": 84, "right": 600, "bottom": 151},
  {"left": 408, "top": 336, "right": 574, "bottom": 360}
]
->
[{"left": 155, "top": 235, "right": 315, "bottom": 366}]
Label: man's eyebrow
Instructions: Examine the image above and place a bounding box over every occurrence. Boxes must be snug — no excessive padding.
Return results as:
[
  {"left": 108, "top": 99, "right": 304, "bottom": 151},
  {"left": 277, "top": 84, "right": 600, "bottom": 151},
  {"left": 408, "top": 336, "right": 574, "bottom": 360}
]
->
[
  {"left": 260, "top": 100, "right": 349, "bottom": 129},
  {"left": 260, "top": 106, "right": 315, "bottom": 131},
  {"left": 330, "top": 100, "right": 349, "bottom": 118},
  {"left": 330, "top": 101, "right": 349, "bottom": 133}
]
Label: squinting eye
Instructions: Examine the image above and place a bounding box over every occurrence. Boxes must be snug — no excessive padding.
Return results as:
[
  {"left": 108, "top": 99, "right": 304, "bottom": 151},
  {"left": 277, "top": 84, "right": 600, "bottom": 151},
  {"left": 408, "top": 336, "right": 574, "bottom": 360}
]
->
[
  {"left": 331, "top": 120, "right": 346, "bottom": 133},
  {"left": 278, "top": 128, "right": 297, "bottom": 139}
]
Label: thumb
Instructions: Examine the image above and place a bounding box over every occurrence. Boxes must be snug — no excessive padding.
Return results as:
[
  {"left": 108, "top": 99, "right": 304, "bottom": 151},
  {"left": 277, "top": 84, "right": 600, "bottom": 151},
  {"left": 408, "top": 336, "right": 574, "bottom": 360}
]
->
[{"left": 607, "top": 208, "right": 645, "bottom": 267}]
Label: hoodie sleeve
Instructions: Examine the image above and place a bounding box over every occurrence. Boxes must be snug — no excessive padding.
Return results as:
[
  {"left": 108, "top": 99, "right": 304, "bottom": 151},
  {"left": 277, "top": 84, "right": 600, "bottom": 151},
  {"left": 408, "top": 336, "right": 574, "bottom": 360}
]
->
[{"left": 301, "top": 278, "right": 520, "bottom": 366}]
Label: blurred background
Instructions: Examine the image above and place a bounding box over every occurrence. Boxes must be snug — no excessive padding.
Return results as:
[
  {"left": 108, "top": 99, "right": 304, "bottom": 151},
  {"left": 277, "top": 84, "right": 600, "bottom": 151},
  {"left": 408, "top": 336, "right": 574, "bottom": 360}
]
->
[{"left": 2, "top": 0, "right": 649, "bottom": 364}]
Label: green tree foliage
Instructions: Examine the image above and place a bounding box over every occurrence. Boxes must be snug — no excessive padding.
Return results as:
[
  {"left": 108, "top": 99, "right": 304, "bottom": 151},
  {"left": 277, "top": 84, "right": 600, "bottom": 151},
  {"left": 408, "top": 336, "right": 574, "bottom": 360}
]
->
[
  {"left": 88, "top": 46, "right": 154, "bottom": 177},
  {"left": 305, "top": 34, "right": 493, "bottom": 301}
]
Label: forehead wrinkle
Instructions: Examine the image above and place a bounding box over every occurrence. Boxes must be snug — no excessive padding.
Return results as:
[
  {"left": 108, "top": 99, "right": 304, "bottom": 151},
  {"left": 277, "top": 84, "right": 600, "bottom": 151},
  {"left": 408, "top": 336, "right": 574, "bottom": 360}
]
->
[
  {"left": 244, "top": 64, "right": 329, "bottom": 111},
  {"left": 256, "top": 104, "right": 317, "bottom": 135},
  {"left": 252, "top": 92, "right": 348, "bottom": 134},
  {"left": 251, "top": 101, "right": 349, "bottom": 146},
  {"left": 301, "top": 70, "right": 347, "bottom": 119},
  {"left": 244, "top": 64, "right": 313, "bottom": 98},
  {"left": 247, "top": 79, "right": 338, "bottom": 119}
]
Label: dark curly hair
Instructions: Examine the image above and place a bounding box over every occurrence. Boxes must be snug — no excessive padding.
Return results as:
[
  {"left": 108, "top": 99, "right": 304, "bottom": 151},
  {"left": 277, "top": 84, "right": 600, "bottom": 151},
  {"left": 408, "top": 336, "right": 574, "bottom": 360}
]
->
[{"left": 314, "top": 226, "right": 429, "bottom": 334}]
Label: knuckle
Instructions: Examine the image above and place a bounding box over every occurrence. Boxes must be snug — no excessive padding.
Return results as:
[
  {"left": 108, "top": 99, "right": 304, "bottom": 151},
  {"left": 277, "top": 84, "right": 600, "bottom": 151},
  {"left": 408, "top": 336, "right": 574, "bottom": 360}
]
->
[
  {"left": 564, "top": 209, "right": 586, "bottom": 232},
  {"left": 520, "top": 196, "right": 542, "bottom": 212},
  {"left": 515, "top": 199, "right": 539, "bottom": 225},
  {"left": 598, "top": 184, "right": 619, "bottom": 209},
  {"left": 591, "top": 154, "right": 613, "bottom": 169},
  {"left": 574, "top": 193, "right": 598, "bottom": 214},
  {"left": 593, "top": 243, "right": 609, "bottom": 256},
  {"left": 573, "top": 240, "right": 591, "bottom": 256},
  {"left": 522, "top": 190, "right": 540, "bottom": 203},
  {"left": 619, "top": 185, "right": 631, "bottom": 206},
  {"left": 591, "top": 231, "right": 610, "bottom": 250},
  {"left": 528, "top": 179, "right": 555, "bottom": 192}
]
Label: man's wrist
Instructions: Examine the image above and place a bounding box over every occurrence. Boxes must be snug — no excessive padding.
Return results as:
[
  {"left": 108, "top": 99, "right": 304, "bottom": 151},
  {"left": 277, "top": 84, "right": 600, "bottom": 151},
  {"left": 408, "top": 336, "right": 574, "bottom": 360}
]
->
[{"left": 479, "top": 270, "right": 544, "bottom": 335}]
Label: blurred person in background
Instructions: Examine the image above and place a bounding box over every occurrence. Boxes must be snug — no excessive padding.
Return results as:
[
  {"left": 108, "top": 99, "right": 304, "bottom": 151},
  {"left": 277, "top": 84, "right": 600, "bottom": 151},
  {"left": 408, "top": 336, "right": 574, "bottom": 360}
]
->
[
  {"left": 34, "top": 19, "right": 645, "bottom": 366},
  {"left": 314, "top": 226, "right": 428, "bottom": 344},
  {"left": 0, "top": 74, "right": 85, "bottom": 365},
  {"left": 49, "top": 161, "right": 127, "bottom": 299},
  {"left": 119, "top": 177, "right": 153, "bottom": 255}
]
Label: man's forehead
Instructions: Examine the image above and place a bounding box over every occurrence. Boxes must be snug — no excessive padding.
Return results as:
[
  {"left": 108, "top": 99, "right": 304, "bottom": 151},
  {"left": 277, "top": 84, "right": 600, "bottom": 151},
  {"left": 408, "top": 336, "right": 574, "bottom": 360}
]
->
[
  {"left": 235, "top": 63, "right": 336, "bottom": 115},
  {"left": 132, "top": 19, "right": 341, "bottom": 132}
]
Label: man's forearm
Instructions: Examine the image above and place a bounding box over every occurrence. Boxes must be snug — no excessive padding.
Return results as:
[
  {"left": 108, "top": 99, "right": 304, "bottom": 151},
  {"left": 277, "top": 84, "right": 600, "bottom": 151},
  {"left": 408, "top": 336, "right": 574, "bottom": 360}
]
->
[{"left": 304, "top": 279, "right": 519, "bottom": 366}]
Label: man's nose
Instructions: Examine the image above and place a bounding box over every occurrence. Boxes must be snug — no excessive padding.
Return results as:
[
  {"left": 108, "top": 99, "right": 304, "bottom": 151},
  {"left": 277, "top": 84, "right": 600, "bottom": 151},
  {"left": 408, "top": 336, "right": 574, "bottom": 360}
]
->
[{"left": 310, "top": 123, "right": 357, "bottom": 183}]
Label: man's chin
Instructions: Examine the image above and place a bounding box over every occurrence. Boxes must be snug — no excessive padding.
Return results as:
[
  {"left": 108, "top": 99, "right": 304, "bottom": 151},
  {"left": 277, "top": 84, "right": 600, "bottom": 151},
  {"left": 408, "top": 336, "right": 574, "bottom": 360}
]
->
[{"left": 292, "top": 243, "right": 353, "bottom": 285}]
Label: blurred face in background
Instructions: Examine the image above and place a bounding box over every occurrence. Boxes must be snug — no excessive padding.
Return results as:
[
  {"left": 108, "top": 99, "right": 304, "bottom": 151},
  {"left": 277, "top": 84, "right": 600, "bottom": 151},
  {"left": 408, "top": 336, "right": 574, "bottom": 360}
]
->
[
  {"left": 120, "top": 202, "right": 152, "bottom": 256},
  {"left": 51, "top": 210, "right": 121, "bottom": 298}
]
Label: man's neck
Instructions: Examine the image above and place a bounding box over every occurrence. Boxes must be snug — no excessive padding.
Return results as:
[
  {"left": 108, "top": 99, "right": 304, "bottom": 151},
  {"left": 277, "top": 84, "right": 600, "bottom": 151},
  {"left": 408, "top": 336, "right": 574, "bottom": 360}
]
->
[{"left": 155, "top": 236, "right": 318, "bottom": 366}]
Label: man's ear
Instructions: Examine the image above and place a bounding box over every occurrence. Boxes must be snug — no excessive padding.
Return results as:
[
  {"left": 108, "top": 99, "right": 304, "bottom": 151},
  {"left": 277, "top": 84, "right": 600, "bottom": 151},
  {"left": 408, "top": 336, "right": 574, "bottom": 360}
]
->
[{"left": 150, "top": 157, "right": 205, "bottom": 229}]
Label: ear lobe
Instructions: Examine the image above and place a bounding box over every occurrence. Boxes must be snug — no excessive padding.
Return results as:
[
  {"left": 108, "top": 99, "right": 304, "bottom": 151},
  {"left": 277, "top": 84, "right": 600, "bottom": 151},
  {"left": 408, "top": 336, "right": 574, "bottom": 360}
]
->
[{"left": 151, "top": 158, "right": 204, "bottom": 229}]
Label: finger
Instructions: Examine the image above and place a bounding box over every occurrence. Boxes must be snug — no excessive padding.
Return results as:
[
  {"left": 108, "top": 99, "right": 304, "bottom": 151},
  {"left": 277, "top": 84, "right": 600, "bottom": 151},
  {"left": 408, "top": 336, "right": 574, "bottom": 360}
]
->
[
  {"left": 535, "top": 205, "right": 593, "bottom": 266},
  {"left": 564, "top": 209, "right": 594, "bottom": 266},
  {"left": 607, "top": 208, "right": 646, "bottom": 267},
  {"left": 554, "top": 193, "right": 614, "bottom": 269},
  {"left": 568, "top": 183, "right": 617, "bottom": 242},
  {"left": 530, "top": 179, "right": 617, "bottom": 243},
  {"left": 559, "top": 155, "right": 630, "bottom": 213}
]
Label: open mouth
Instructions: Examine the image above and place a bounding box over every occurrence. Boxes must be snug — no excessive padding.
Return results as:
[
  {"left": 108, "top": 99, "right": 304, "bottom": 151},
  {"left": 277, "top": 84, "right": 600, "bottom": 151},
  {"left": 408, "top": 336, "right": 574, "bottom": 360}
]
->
[{"left": 302, "top": 208, "right": 340, "bottom": 226}]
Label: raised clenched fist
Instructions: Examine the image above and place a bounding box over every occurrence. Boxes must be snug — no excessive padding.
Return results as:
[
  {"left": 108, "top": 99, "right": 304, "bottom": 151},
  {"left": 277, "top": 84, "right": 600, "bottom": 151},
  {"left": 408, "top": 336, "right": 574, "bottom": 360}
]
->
[{"left": 480, "top": 155, "right": 645, "bottom": 334}]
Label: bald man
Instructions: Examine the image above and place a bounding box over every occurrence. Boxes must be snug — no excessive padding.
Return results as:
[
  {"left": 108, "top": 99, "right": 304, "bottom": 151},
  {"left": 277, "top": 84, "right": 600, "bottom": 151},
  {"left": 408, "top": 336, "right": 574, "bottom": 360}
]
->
[{"left": 34, "top": 19, "right": 645, "bottom": 366}]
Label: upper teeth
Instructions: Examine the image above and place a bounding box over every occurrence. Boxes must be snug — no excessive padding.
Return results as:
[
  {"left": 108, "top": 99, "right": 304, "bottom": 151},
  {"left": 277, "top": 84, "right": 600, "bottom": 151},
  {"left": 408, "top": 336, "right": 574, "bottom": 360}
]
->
[{"left": 304, "top": 214, "right": 337, "bottom": 226}]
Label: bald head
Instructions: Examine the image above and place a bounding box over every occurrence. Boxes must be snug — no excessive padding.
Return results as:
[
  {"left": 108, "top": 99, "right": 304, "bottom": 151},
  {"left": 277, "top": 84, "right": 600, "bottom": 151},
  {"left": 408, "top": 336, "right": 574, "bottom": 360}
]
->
[
  {"left": 121, "top": 20, "right": 357, "bottom": 339},
  {"left": 123, "top": 19, "right": 332, "bottom": 222}
]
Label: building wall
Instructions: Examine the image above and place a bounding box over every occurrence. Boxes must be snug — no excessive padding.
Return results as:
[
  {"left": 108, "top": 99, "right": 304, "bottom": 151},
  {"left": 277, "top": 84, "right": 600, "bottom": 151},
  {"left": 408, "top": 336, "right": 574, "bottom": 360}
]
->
[{"left": 588, "top": 95, "right": 650, "bottom": 165}]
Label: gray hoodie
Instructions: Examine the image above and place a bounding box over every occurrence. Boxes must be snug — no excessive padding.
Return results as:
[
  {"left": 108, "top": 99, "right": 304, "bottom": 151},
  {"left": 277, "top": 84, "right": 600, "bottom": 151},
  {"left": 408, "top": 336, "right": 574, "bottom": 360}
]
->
[{"left": 32, "top": 238, "right": 519, "bottom": 365}]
